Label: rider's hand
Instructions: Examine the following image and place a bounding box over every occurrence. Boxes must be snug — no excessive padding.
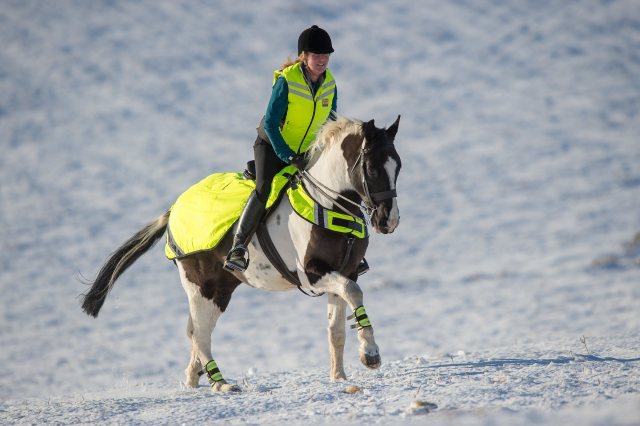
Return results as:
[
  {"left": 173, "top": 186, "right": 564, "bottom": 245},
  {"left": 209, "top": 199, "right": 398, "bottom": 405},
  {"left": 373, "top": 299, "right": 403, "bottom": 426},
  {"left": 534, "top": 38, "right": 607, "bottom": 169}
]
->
[{"left": 288, "top": 154, "right": 306, "bottom": 170}]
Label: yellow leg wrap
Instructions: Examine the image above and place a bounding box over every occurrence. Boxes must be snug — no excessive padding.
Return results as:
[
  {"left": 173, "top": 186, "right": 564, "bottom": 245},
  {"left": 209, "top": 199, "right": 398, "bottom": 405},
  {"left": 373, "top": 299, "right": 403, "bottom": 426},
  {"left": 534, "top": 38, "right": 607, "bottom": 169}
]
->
[
  {"left": 205, "top": 359, "right": 224, "bottom": 384},
  {"left": 350, "top": 305, "right": 372, "bottom": 330}
]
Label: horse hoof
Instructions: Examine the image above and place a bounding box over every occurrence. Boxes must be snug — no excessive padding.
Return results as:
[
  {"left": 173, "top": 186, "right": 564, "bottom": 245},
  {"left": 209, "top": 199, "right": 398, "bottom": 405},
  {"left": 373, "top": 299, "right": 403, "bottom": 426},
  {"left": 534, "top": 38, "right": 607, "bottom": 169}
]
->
[
  {"left": 331, "top": 372, "right": 347, "bottom": 382},
  {"left": 211, "top": 381, "right": 242, "bottom": 393},
  {"left": 185, "top": 378, "right": 200, "bottom": 389},
  {"left": 185, "top": 367, "right": 201, "bottom": 388},
  {"left": 360, "top": 352, "right": 381, "bottom": 369}
]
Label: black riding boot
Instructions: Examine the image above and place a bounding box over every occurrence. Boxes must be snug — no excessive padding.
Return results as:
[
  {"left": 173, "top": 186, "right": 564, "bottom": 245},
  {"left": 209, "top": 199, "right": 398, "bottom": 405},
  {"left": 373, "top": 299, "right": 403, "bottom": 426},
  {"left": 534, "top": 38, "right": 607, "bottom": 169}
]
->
[{"left": 223, "top": 191, "right": 266, "bottom": 272}]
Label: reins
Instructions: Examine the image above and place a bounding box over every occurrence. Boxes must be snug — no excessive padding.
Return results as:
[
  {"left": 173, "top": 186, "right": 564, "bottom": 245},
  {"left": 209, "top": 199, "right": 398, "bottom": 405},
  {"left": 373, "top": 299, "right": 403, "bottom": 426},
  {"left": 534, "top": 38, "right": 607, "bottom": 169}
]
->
[
  {"left": 299, "top": 170, "right": 368, "bottom": 216},
  {"left": 300, "top": 139, "right": 398, "bottom": 220}
]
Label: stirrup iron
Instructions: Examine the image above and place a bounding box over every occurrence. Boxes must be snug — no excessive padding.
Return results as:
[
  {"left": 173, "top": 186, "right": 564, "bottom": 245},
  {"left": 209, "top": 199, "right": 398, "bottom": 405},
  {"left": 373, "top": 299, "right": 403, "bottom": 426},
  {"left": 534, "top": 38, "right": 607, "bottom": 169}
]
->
[
  {"left": 357, "top": 258, "right": 370, "bottom": 276},
  {"left": 223, "top": 244, "right": 249, "bottom": 272}
]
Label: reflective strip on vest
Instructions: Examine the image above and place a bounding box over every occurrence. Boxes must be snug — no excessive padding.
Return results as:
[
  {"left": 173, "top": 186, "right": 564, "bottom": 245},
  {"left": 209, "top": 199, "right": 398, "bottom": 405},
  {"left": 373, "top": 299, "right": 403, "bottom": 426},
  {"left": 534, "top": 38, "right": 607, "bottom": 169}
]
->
[
  {"left": 273, "top": 63, "right": 336, "bottom": 154},
  {"left": 288, "top": 81, "right": 308, "bottom": 91},
  {"left": 316, "top": 87, "right": 336, "bottom": 101},
  {"left": 322, "top": 79, "right": 336, "bottom": 90},
  {"left": 288, "top": 88, "right": 314, "bottom": 101}
]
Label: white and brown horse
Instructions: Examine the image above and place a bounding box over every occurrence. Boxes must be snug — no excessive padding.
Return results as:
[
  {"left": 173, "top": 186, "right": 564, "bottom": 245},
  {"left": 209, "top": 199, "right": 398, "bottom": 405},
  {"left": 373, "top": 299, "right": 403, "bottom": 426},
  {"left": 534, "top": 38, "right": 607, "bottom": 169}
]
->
[{"left": 82, "top": 116, "right": 402, "bottom": 392}]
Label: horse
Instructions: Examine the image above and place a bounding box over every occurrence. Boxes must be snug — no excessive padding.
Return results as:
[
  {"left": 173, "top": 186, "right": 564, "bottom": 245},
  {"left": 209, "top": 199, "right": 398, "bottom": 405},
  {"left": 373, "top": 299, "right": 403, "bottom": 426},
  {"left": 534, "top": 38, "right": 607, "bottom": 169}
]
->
[{"left": 81, "top": 116, "right": 402, "bottom": 392}]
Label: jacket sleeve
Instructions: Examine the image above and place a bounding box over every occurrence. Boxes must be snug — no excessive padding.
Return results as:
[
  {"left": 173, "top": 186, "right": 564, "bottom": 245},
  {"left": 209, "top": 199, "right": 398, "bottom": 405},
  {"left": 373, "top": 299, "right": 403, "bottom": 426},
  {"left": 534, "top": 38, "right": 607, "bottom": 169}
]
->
[
  {"left": 263, "top": 77, "right": 296, "bottom": 162},
  {"left": 331, "top": 86, "right": 338, "bottom": 119}
]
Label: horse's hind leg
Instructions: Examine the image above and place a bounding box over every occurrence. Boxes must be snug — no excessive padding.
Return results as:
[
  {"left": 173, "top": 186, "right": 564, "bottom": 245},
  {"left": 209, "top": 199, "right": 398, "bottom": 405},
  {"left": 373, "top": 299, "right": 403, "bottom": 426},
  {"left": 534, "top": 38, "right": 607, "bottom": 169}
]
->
[
  {"left": 177, "top": 256, "right": 241, "bottom": 392},
  {"left": 181, "top": 277, "right": 220, "bottom": 388}
]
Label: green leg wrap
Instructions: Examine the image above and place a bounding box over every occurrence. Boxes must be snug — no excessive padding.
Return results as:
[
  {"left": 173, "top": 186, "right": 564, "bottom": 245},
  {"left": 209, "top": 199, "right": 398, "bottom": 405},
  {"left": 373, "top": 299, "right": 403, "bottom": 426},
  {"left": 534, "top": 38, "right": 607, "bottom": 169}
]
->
[
  {"left": 205, "top": 359, "right": 224, "bottom": 385},
  {"left": 349, "top": 305, "right": 372, "bottom": 330}
]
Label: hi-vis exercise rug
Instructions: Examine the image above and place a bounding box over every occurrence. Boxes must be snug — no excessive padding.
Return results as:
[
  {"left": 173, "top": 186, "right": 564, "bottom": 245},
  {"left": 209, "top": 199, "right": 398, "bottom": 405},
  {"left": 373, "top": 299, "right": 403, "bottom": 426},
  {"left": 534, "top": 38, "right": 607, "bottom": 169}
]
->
[
  {"left": 164, "top": 166, "right": 296, "bottom": 260},
  {"left": 165, "top": 165, "right": 368, "bottom": 260}
]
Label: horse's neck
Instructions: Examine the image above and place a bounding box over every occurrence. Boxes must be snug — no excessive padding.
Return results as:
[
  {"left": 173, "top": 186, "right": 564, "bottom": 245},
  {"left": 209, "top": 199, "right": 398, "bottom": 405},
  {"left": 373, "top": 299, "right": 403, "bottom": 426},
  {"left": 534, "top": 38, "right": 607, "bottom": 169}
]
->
[{"left": 305, "top": 144, "right": 354, "bottom": 208}]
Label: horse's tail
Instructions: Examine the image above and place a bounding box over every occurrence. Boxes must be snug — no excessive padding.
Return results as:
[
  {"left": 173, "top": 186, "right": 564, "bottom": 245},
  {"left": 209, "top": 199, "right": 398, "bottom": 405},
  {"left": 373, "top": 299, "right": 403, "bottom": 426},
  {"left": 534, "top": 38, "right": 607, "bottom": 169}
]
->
[{"left": 81, "top": 210, "right": 170, "bottom": 318}]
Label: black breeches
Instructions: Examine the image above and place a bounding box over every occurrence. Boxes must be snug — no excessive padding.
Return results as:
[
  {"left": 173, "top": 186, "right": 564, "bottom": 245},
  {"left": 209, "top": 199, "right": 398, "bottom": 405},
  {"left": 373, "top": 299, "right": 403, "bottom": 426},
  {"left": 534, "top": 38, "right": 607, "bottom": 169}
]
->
[{"left": 253, "top": 137, "right": 287, "bottom": 204}]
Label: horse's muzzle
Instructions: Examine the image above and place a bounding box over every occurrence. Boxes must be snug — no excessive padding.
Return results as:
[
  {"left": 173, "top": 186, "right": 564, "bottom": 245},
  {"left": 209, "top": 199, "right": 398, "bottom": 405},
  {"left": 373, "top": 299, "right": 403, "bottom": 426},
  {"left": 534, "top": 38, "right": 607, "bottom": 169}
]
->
[{"left": 371, "top": 200, "right": 400, "bottom": 234}]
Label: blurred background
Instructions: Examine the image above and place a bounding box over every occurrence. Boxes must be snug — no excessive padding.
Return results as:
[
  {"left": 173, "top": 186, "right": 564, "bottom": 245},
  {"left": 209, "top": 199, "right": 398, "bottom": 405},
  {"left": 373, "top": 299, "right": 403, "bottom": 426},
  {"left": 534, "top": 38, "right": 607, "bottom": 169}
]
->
[{"left": 1, "top": 0, "right": 638, "bottom": 400}]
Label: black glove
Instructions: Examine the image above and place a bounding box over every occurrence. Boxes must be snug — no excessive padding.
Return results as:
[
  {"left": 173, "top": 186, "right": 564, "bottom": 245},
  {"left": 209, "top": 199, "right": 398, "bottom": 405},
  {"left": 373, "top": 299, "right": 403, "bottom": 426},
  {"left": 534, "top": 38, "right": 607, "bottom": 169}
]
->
[{"left": 288, "top": 154, "right": 306, "bottom": 170}]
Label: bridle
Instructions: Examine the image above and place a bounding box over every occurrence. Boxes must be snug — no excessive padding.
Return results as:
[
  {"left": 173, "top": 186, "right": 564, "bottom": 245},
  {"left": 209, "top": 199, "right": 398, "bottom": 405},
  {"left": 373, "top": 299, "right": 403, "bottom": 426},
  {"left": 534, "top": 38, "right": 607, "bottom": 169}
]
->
[
  {"left": 299, "top": 137, "right": 397, "bottom": 220},
  {"left": 349, "top": 142, "right": 398, "bottom": 213}
]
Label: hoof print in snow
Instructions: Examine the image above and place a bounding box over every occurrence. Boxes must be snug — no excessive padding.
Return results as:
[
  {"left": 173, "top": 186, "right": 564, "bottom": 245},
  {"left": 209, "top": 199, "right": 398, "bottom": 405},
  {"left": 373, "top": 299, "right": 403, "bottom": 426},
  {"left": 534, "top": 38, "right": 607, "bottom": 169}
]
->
[
  {"left": 343, "top": 385, "right": 363, "bottom": 394},
  {"left": 407, "top": 400, "right": 438, "bottom": 415}
]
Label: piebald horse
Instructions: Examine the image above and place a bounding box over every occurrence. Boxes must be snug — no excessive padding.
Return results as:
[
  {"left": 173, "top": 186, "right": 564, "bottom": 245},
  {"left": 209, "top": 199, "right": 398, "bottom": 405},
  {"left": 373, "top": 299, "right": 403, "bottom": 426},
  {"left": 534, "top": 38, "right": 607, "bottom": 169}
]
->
[{"left": 82, "top": 116, "right": 402, "bottom": 392}]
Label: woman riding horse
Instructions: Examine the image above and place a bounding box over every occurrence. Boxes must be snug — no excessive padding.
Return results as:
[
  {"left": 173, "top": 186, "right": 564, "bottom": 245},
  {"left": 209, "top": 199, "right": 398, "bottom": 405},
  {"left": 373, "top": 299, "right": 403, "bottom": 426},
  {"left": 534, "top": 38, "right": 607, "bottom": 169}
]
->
[
  {"left": 81, "top": 26, "right": 402, "bottom": 393},
  {"left": 224, "top": 25, "right": 345, "bottom": 272}
]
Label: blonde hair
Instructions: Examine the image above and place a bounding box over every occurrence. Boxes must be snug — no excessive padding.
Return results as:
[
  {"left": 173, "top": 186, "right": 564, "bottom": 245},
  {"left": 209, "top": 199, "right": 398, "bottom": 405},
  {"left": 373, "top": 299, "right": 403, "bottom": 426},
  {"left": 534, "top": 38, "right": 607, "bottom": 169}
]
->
[{"left": 280, "top": 52, "right": 308, "bottom": 70}]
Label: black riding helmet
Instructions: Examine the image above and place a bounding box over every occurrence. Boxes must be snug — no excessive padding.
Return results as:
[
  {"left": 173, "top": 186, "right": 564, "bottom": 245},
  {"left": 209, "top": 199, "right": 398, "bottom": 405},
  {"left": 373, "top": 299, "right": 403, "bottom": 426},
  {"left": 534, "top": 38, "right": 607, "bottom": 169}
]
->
[{"left": 297, "top": 25, "right": 334, "bottom": 55}]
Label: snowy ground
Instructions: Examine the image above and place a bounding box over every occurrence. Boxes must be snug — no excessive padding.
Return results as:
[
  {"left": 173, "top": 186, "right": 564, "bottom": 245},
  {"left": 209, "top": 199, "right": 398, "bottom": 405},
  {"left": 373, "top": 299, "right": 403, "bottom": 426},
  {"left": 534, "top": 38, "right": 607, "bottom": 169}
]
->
[{"left": 1, "top": 0, "right": 639, "bottom": 424}]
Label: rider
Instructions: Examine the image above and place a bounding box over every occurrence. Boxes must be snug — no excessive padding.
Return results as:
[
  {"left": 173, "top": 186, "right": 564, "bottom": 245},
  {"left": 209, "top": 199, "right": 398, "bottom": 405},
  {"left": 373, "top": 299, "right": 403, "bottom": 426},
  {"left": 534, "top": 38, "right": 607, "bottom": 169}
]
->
[
  {"left": 225, "top": 25, "right": 369, "bottom": 276},
  {"left": 223, "top": 25, "right": 337, "bottom": 272}
]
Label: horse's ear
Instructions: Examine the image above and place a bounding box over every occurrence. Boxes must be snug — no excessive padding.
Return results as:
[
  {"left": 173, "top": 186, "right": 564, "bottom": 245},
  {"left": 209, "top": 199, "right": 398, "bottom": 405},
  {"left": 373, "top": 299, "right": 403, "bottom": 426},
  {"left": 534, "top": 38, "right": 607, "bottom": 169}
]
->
[
  {"left": 363, "top": 119, "right": 377, "bottom": 143},
  {"left": 386, "top": 115, "right": 401, "bottom": 141}
]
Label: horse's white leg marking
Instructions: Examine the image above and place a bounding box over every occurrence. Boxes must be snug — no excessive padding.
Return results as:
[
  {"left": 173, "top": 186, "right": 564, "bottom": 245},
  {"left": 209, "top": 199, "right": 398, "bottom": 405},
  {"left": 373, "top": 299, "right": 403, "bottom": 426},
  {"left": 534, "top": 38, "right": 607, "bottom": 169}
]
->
[
  {"left": 327, "top": 294, "right": 347, "bottom": 381},
  {"left": 313, "top": 272, "right": 381, "bottom": 369},
  {"left": 384, "top": 157, "right": 400, "bottom": 232},
  {"left": 185, "top": 314, "right": 202, "bottom": 387},
  {"left": 177, "top": 261, "right": 238, "bottom": 392}
]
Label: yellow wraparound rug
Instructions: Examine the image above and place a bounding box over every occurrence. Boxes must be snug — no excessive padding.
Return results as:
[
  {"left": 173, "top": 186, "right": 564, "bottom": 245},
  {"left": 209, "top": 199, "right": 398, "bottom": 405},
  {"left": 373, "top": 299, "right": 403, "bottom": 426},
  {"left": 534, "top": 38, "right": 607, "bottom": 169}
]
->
[
  {"left": 165, "top": 165, "right": 368, "bottom": 260},
  {"left": 164, "top": 166, "right": 296, "bottom": 260}
]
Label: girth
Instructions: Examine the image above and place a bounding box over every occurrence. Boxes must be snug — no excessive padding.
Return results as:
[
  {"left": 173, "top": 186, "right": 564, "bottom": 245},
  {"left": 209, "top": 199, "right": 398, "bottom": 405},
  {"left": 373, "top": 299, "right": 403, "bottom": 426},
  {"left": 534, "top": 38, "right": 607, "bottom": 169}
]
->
[{"left": 255, "top": 223, "right": 303, "bottom": 289}]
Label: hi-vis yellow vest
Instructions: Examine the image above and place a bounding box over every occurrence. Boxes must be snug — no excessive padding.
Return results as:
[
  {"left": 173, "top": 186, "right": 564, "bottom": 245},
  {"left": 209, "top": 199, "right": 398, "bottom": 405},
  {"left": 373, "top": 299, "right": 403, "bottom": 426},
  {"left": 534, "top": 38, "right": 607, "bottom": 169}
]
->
[{"left": 275, "top": 63, "right": 336, "bottom": 153}]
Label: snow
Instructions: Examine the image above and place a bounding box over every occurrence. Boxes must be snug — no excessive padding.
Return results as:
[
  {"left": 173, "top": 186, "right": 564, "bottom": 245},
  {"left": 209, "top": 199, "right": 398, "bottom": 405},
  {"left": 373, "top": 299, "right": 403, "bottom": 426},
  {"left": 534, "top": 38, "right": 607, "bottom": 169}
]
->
[{"left": 1, "top": 0, "right": 639, "bottom": 424}]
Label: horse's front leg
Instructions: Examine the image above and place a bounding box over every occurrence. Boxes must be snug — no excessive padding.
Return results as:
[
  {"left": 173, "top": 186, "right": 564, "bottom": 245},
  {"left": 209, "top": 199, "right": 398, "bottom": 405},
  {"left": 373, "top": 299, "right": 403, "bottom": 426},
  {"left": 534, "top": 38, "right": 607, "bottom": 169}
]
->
[
  {"left": 327, "top": 294, "right": 347, "bottom": 380},
  {"left": 312, "top": 271, "right": 381, "bottom": 370}
]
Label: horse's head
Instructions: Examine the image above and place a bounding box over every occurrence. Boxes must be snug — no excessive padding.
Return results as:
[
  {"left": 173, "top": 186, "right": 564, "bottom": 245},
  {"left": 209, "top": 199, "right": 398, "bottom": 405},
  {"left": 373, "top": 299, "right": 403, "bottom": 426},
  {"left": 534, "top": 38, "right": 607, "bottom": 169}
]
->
[
  {"left": 305, "top": 115, "right": 402, "bottom": 234},
  {"left": 352, "top": 116, "right": 402, "bottom": 234}
]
